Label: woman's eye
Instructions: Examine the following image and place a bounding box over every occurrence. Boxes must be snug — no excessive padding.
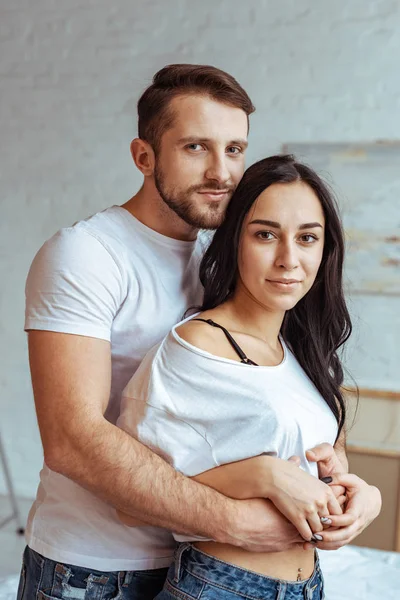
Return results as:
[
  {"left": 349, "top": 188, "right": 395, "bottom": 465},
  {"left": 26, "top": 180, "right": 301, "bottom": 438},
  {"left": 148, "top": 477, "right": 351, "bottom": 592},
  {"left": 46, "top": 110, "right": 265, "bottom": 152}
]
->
[
  {"left": 227, "top": 146, "right": 242, "bottom": 155},
  {"left": 300, "top": 234, "right": 318, "bottom": 243},
  {"left": 256, "top": 231, "right": 274, "bottom": 240}
]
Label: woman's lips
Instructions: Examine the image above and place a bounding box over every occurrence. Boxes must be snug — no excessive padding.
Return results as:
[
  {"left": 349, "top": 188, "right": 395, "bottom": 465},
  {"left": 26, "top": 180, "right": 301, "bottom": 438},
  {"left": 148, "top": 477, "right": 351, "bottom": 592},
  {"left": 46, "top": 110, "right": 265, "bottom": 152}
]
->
[{"left": 266, "top": 279, "right": 301, "bottom": 291}]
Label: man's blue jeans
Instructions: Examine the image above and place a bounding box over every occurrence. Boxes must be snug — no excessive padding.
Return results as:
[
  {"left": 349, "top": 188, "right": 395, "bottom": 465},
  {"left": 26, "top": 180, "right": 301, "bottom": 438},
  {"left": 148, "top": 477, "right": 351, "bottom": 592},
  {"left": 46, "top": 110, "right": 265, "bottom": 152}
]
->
[{"left": 17, "top": 546, "right": 169, "bottom": 599}]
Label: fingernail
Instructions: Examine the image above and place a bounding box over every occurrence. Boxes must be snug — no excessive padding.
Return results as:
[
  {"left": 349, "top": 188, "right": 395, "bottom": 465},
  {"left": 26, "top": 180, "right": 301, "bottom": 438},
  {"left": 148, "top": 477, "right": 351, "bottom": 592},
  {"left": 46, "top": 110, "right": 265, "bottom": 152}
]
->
[
  {"left": 311, "top": 534, "right": 323, "bottom": 541},
  {"left": 320, "top": 517, "right": 332, "bottom": 524},
  {"left": 320, "top": 476, "right": 333, "bottom": 484}
]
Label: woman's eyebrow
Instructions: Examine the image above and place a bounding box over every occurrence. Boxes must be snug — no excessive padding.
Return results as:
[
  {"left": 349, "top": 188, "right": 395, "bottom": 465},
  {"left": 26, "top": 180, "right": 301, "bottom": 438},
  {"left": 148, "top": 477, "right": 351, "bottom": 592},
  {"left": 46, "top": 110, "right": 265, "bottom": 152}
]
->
[
  {"left": 298, "top": 222, "right": 323, "bottom": 230},
  {"left": 248, "top": 219, "right": 323, "bottom": 230},
  {"left": 248, "top": 219, "right": 281, "bottom": 228}
]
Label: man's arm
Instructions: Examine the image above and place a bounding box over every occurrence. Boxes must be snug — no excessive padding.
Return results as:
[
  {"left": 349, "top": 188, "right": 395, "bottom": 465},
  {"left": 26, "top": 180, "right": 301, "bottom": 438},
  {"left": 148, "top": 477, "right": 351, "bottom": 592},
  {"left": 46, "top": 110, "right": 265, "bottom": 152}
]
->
[
  {"left": 29, "top": 330, "right": 301, "bottom": 552},
  {"left": 117, "top": 455, "right": 282, "bottom": 526}
]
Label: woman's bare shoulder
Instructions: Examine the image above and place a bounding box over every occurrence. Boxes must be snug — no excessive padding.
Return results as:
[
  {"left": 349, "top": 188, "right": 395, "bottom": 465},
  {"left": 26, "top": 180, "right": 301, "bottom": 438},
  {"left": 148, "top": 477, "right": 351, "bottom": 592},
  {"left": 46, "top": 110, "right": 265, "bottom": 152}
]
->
[{"left": 175, "top": 317, "right": 221, "bottom": 353}]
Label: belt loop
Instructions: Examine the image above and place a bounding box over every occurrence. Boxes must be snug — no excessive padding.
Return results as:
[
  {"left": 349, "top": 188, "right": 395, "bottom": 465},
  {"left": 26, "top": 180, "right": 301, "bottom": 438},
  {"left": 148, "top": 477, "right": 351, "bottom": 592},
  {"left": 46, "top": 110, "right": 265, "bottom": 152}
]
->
[
  {"left": 277, "top": 581, "right": 287, "bottom": 600},
  {"left": 173, "top": 543, "right": 191, "bottom": 584}
]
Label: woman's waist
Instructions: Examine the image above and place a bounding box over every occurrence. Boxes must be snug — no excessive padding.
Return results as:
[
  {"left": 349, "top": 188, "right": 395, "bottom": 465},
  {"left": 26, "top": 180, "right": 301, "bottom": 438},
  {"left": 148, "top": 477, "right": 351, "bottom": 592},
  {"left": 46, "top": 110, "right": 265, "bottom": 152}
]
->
[{"left": 192, "top": 541, "right": 316, "bottom": 581}]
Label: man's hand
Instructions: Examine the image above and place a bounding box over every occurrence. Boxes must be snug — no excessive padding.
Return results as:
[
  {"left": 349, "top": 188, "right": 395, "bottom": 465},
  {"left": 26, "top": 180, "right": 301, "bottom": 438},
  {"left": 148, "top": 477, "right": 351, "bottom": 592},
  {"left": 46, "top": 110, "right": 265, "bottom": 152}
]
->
[
  {"left": 231, "top": 498, "right": 305, "bottom": 552},
  {"left": 304, "top": 474, "right": 382, "bottom": 551},
  {"left": 306, "top": 442, "right": 346, "bottom": 477},
  {"left": 306, "top": 443, "right": 347, "bottom": 506}
]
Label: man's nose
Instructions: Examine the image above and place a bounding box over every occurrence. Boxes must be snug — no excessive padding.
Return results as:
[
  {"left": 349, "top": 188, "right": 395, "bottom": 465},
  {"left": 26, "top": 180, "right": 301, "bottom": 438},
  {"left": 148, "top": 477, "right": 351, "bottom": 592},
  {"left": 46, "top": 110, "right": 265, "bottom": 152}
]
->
[{"left": 204, "top": 154, "right": 231, "bottom": 185}]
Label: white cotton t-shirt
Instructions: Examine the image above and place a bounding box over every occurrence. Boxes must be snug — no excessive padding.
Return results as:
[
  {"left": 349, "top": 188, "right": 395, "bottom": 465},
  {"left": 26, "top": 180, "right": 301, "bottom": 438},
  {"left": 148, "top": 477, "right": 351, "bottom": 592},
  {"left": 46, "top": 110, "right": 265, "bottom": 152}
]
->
[
  {"left": 24, "top": 206, "right": 207, "bottom": 571},
  {"left": 119, "top": 314, "right": 339, "bottom": 542}
]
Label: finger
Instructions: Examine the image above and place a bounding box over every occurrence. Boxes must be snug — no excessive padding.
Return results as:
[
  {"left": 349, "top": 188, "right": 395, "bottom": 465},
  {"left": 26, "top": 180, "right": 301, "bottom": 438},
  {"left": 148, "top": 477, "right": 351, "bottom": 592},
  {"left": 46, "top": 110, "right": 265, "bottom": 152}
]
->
[
  {"left": 311, "top": 540, "right": 346, "bottom": 551},
  {"left": 319, "top": 522, "right": 358, "bottom": 544},
  {"left": 303, "top": 541, "right": 317, "bottom": 551},
  {"left": 306, "top": 443, "right": 334, "bottom": 463},
  {"left": 319, "top": 514, "right": 333, "bottom": 528},
  {"left": 296, "top": 518, "right": 315, "bottom": 542},
  {"left": 307, "top": 511, "right": 324, "bottom": 534},
  {"left": 330, "top": 473, "right": 362, "bottom": 489},
  {"left": 330, "top": 484, "right": 346, "bottom": 499},
  {"left": 327, "top": 494, "right": 343, "bottom": 516},
  {"left": 324, "top": 513, "right": 357, "bottom": 528},
  {"left": 338, "top": 495, "right": 347, "bottom": 507},
  {"left": 288, "top": 455, "right": 301, "bottom": 467},
  {"left": 317, "top": 504, "right": 332, "bottom": 528},
  {"left": 273, "top": 504, "right": 314, "bottom": 542},
  {"left": 289, "top": 512, "right": 315, "bottom": 542}
]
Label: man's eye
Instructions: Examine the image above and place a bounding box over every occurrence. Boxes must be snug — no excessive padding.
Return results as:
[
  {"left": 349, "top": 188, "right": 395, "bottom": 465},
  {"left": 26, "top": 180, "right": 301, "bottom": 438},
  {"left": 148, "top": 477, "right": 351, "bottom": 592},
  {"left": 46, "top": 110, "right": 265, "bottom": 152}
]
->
[
  {"left": 227, "top": 146, "right": 242, "bottom": 154},
  {"left": 186, "top": 144, "right": 203, "bottom": 151}
]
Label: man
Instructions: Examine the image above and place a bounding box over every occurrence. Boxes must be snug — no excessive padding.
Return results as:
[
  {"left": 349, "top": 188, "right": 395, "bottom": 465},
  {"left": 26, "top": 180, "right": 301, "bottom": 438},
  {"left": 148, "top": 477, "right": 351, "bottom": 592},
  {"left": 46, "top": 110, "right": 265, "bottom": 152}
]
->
[{"left": 18, "top": 64, "right": 345, "bottom": 600}]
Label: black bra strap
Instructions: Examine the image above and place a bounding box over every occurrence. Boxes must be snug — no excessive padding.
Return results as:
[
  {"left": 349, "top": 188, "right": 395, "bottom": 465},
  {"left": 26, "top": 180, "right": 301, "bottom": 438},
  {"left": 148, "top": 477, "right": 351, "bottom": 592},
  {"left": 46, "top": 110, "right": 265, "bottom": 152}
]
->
[{"left": 191, "top": 318, "right": 259, "bottom": 366}]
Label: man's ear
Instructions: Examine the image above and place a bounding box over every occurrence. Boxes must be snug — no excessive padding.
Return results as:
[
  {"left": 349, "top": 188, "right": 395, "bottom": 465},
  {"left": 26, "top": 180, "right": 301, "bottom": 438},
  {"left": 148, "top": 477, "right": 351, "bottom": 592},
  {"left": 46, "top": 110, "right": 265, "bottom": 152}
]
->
[{"left": 130, "top": 138, "right": 155, "bottom": 177}]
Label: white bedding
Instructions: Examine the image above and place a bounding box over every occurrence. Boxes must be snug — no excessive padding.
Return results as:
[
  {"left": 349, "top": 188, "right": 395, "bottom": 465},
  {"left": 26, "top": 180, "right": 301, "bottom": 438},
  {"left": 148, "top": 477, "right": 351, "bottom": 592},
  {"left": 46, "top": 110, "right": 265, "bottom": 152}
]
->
[
  {"left": 319, "top": 545, "right": 400, "bottom": 599},
  {"left": 1, "top": 546, "right": 399, "bottom": 600}
]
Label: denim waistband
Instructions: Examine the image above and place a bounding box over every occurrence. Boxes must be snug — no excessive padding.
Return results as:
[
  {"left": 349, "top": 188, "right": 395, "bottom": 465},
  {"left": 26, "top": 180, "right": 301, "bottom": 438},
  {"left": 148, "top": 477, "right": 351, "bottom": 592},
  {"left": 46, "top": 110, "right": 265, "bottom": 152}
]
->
[{"left": 173, "top": 543, "right": 323, "bottom": 600}]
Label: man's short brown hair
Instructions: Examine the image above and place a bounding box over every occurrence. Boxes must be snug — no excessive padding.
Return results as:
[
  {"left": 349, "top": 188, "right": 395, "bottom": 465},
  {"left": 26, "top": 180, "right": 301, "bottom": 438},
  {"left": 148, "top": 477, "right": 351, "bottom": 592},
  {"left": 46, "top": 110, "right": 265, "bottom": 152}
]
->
[{"left": 137, "top": 64, "right": 255, "bottom": 153}]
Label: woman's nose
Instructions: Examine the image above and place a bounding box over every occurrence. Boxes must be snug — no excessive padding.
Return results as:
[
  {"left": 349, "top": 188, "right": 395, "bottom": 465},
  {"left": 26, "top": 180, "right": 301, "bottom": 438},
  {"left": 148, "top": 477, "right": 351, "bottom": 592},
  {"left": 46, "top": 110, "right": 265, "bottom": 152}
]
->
[{"left": 275, "top": 243, "right": 299, "bottom": 271}]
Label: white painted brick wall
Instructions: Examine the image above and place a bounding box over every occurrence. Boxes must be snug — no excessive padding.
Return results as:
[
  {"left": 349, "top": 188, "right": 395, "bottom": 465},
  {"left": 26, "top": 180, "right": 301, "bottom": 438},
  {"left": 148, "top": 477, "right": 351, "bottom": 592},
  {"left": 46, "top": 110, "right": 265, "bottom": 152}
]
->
[{"left": 1, "top": 0, "right": 399, "bottom": 498}]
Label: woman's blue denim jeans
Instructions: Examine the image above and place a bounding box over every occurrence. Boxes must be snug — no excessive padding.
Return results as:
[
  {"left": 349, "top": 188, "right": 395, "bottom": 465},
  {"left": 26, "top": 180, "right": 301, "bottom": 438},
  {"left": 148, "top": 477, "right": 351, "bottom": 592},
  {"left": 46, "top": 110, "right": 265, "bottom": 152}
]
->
[
  {"left": 17, "top": 545, "right": 169, "bottom": 600},
  {"left": 155, "top": 543, "right": 325, "bottom": 600}
]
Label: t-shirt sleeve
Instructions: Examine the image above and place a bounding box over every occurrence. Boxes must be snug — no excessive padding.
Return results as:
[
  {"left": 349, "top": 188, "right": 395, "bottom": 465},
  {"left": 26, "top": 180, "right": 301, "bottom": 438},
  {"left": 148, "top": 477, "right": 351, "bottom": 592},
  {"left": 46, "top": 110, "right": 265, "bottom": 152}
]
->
[
  {"left": 25, "top": 227, "right": 125, "bottom": 341},
  {"left": 118, "top": 345, "right": 217, "bottom": 477}
]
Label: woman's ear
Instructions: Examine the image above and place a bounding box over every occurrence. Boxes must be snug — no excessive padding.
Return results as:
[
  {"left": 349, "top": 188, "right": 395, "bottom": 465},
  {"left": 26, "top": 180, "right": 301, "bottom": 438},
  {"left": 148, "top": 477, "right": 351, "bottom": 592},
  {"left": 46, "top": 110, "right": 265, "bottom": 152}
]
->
[{"left": 130, "top": 138, "right": 155, "bottom": 177}]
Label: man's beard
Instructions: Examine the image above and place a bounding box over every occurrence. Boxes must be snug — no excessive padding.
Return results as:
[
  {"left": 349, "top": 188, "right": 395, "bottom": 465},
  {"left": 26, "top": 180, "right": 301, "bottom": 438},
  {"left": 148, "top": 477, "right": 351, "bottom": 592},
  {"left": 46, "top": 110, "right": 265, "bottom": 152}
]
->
[{"left": 154, "top": 164, "right": 234, "bottom": 230}]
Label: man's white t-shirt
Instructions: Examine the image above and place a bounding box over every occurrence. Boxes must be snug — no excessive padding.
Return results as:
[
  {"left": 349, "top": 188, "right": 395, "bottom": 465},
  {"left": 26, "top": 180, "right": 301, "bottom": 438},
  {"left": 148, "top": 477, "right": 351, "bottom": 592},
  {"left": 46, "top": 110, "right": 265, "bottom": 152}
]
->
[{"left": 24, "top": 206, "right": 206, "bottom": 571}]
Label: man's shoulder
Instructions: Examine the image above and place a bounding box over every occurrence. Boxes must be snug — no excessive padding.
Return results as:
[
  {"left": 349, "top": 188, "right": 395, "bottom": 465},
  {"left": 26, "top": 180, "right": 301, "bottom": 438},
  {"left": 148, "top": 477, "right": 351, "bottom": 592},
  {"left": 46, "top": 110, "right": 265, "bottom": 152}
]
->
[
  {"left": 71, "top": 205, "right": 131, "bottom": 252},
  {"left": 37, "top": 206, "right": 132, "bottom": 269},
  {"left": 27, "top": 209, "right": 129, "bottom": 297}
]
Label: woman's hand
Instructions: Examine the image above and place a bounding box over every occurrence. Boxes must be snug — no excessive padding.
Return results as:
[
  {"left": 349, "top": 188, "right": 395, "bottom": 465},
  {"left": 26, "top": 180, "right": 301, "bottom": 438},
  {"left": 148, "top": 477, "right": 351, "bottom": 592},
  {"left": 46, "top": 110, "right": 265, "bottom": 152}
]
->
[
  {"left": 303, "top": 473, "right": 382, "bottom": 550},
  {"left": 263, "top": 457, "right": 343, "bottom": 541},
  {"left": 194, "top": 454, "right": 343, "bottom": 541}
]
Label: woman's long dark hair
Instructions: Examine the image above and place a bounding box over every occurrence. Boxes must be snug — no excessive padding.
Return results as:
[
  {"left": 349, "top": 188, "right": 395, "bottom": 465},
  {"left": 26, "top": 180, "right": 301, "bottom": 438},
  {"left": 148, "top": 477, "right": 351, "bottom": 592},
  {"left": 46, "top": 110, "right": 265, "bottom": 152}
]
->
[{"left": 199, "top": 154, "right": 352, "bottom": 438}]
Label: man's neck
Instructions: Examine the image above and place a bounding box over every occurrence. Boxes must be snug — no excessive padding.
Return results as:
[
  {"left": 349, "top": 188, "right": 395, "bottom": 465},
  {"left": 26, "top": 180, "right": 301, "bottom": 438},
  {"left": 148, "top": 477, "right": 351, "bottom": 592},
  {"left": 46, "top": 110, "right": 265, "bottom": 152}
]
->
[{"left": 121, "top": 186, "right": 198, "bottom": 242}]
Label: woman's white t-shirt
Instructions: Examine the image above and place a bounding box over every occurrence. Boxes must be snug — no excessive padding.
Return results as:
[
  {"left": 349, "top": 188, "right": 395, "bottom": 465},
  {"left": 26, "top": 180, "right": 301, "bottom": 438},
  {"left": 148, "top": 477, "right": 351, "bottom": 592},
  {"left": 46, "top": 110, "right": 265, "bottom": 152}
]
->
[{"left": 119, "top": 314, "right": 339, "bottom": 542}]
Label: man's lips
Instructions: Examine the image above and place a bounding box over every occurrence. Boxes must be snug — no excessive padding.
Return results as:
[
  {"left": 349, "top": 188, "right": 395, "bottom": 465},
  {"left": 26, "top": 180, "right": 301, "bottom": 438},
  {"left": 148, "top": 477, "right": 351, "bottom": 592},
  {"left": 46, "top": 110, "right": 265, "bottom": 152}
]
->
[{"left": 197, "top": 190, "right": 230, "bottom": 201}]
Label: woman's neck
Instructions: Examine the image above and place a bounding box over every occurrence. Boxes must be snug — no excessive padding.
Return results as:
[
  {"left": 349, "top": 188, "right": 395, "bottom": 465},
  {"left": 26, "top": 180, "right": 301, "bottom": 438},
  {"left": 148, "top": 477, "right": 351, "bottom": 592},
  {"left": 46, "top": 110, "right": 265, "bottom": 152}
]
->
[{"left": 213, "top": 290, "right": 285, "bottom": 350}]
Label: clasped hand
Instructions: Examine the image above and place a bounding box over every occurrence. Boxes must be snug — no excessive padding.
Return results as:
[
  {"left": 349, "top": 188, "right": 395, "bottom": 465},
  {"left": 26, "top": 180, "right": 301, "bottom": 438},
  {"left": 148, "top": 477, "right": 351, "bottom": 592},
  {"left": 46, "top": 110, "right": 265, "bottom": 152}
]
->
[{"left": 276, "top": 443, "right": 382, "bottom": 550}]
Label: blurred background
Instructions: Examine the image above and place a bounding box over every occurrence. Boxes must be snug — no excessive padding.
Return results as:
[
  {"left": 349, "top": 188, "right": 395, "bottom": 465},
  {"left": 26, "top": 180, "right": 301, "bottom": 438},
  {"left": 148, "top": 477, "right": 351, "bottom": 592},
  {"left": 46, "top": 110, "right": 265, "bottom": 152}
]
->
[{"left": 1, "top": 0, "right": 399, "bottom": 597}]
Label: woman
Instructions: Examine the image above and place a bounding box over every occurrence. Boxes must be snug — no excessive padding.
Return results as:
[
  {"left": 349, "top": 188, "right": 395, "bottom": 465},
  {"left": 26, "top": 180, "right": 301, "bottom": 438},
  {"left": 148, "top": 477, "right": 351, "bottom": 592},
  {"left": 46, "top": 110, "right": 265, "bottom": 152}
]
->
[{"left": 117, "top": 155, "right": 381, "bottom": 599}]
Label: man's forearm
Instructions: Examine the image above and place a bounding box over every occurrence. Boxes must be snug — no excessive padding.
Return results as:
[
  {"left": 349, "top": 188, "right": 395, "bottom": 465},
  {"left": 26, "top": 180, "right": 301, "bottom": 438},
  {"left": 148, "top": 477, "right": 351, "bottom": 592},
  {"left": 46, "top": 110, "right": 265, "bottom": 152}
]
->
[{"left": 49, "top": 417, "right": 244, "bottom": 543}]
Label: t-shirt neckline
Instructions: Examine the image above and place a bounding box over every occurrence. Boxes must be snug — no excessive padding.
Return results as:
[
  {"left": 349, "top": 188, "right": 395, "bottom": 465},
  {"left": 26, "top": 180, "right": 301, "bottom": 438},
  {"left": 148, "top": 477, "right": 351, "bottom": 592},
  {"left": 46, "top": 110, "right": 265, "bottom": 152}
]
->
[
  {"left": 114, "top": 206, "right": 198, "bottom": 250},
  {"left": 171, "top": 313, "right": 287, "bottom": 370}
]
